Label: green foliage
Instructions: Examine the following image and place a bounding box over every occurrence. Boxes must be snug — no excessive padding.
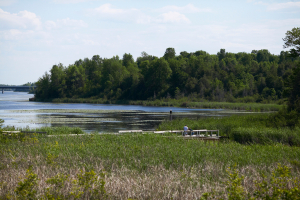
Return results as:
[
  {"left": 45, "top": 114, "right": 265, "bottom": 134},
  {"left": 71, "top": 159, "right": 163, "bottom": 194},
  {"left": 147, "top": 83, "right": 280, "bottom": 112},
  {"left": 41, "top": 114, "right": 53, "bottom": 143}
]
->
[
  {"left": 46, "top": 153, "right": 58, "bottom": 165},
  {"left": 253, "top": 164, "right": 300, "bottom": 199},
  {"left": 202, "top": 164, "right": 300, "bottom": 199},
  {"left": 34, "top": 47, "right": 300, "bottom": 102},
  {"left": 283, "top": 27, "right": 300, "bottom": 58},
  {"left": 268, "top": 107, "right": 300, "bottom": 128},
  {"left": 231, "top": 127, "right": 300, "bottom": 145},
  {"left": 0, "top": 119, "right": 4, "bottom": 128},
  {"left": 163, "top": 47, "right": 176, "bottom": 60},
  {"left": 23, "top": 126, "right": 84, "bottom": 135},
  {"left": 287, "top": 63, "right": 300, "bottom": 113},
  {"left": 0, "top": 131, "right": 39, "bottom": 144},
  {"left": 15, "top": 167, "right": 38, "bottom": 200},
  {"left": 1, "top": 126, "right": 300, "bottom": 199},
  {"left": 69, "top": 170, "right": 107, "bottom": 199},
  {"left": 226, "top": 165, "right": 246, "bottom": 200},
  {"left": 45, "top": 173, "right": 69, "bottom": 199},
  {"left": 13, "top": 169, "right": 108, "bottom": 199}
]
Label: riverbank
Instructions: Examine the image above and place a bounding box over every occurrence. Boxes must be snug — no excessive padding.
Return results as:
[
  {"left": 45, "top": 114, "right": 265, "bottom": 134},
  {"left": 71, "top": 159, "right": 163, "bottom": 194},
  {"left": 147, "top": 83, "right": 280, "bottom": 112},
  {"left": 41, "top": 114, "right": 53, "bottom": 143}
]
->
[{"left": 34, "top": 97, "right": 283, "bottom": 112}]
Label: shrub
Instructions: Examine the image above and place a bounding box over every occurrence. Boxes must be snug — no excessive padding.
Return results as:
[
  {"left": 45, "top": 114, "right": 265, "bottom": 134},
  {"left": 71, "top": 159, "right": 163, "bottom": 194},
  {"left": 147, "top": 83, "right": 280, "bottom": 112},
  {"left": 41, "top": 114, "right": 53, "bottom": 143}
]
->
[
  {"left": 202, "top": 164, "right": 300, "bottom": 199},
  {"left": 15, "top": 167, "right": 38, "bottom": 200},
  {"left": 230, "top": 127, "right": 300, "bottom": 146}
]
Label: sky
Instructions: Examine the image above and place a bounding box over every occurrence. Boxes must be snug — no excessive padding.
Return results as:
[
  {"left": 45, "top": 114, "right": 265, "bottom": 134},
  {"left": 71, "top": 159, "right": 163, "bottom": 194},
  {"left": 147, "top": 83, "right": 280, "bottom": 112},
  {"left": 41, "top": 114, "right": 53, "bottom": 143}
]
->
[{"left": 0, "top": 0, "right": 300, "bottom": 85}]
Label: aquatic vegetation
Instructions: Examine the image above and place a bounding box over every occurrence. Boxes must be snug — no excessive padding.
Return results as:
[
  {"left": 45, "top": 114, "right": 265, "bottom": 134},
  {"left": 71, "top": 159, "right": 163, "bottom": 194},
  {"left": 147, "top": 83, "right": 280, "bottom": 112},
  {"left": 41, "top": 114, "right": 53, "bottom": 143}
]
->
[
  {"left": 47, "top": 99, "right": 283, "bottom": 112},
  {"left": 9, "top": 109, "right": 138, "bottom": 114},
  {"left": 5, "top": 108, "right": 241, "bottom": 133}
]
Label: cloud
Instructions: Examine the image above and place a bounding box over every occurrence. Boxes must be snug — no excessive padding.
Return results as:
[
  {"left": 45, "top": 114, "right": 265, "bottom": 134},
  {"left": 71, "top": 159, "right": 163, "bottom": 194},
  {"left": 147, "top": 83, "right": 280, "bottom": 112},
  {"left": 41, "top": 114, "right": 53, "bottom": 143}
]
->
[
  {"left": 0, "top": 29, "right": 34, "bottom": 40},
  {"left": 45, "top": 18, "right": 88, "bottom": 30},
  {"left": 94, "top": 3, "right": 127, "bottom": 15},
  {"left": 267, "top": 2, "right": 300, "bottom": 11},
  {"left": 52, "top": 0, "right": 93, "bottom": 4},
  {"left": 248, "top": 1, "right": 300, "bottom": 11},
  {"left": 159, "top": 12, "right": 191, "bottom": 24},
  {"left": 91, "top": 3, "right": 146, "bottom": 23},
  {"left": 0, "top": 8, "right": 42, "bottom": 30},
  {"left": 157, "top": 4, "right": 211, "bottom": 13},
  {"left": 190, "top": 20, "right": 291, "bottom": 53},
  {"left": 92, "top": 4, "right": 192, "bottom": 24},
  {"left": 0, "top": 0, "right": 16, "bottom": 6}
]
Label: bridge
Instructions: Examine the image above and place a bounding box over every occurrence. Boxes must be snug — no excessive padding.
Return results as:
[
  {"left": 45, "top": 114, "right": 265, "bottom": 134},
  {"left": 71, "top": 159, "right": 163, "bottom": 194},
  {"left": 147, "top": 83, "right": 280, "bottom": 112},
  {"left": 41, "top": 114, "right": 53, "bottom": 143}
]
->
[{"left": 0, "top": 86, "right": 37, "bottom": 93}]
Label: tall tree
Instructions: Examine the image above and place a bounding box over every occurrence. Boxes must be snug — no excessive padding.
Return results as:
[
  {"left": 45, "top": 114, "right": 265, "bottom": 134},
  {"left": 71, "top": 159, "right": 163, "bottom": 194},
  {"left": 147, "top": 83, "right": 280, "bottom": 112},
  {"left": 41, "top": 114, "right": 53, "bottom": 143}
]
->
[
  {"left": 35, "top": 72, "right": 51, "bottom": 99},
  {"left": 50, "top": 64, "right": 66, "bottom": 98},
  {"left": 217, "top": 49, "right": 226, "bottom": 61},
  {"left": 256, "top": 49, "right": 270, "bottom": 63},
  {"left": 283, "top": 27, "right": 300, "bottom": 114},
  {"left": 163, "top": 48, "right": 176, "bottom": 60},
  {"left": 122, "top": 53, "right": 134, "bottom": 68},
  {"left": 145, "top": 58, "right": 172, "bottom": 97},
  {"left": 283, "top": 27, "right": 300, "bottom": 58}
]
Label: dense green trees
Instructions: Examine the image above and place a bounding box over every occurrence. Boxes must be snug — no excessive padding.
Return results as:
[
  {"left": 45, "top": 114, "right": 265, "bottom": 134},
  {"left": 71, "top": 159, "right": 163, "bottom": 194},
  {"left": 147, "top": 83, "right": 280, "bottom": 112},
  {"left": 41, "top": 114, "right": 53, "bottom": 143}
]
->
[
  {"left": 282, "top": 27, "right": 300, "bottom": 113},
  {"left": 266, "top": 27, "right": 300, "bottom": 128},
  {"left": 34, "top": 46, "right": 299, "bottom": 103}
]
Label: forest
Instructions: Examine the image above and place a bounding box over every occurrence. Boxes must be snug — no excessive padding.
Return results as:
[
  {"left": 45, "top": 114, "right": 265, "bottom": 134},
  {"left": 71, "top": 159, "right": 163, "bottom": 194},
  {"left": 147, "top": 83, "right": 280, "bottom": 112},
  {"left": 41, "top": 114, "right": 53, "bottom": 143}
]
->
[{"left": 34, "top": 48, "right": 299, "bottom": 103}]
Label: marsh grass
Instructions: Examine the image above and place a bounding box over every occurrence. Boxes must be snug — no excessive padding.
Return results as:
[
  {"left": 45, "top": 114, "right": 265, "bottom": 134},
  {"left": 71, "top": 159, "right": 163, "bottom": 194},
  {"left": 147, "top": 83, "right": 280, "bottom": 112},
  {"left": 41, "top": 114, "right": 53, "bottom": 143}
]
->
[
  {"left": 158, "top": 114, "right": 300, "bottom": 146},
  {"left": 1, "top": 132, "right": 300, "bottom": 199},
  {"left": 2, "top": 126, "right": 84, "bottom": 135},
  {"left": 48, "top": 97, "right": 282, "bottom": 112}
]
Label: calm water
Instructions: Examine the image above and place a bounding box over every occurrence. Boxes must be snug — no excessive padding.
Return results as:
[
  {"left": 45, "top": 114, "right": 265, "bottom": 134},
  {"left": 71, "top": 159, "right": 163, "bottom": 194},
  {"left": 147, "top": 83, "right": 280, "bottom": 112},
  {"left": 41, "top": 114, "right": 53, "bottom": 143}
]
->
[{"left": 0, "top": 91, "right": 225, "bottom": 133}]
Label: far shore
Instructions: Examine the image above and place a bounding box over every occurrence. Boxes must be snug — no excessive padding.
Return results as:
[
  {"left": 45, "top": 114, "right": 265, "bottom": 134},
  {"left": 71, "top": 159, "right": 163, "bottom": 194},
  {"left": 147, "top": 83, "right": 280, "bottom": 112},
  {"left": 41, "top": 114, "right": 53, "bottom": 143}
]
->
[{"left": 33, "top": 97, "right": 283, "bottom": 112}]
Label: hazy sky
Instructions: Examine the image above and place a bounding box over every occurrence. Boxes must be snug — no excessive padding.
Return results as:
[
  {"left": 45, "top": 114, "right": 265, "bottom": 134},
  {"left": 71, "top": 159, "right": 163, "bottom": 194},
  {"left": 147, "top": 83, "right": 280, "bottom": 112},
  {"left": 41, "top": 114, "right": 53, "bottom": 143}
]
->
[{"left": 0, "top": 0, "right": 300, "bottom": 85}]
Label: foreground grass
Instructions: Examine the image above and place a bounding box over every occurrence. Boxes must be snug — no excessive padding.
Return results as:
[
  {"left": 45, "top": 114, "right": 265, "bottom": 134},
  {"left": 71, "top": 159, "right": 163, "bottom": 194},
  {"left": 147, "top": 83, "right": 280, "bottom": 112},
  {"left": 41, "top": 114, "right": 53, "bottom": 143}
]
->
[{"left": 1, "top": 132, "right": 300, "bottom": 199}]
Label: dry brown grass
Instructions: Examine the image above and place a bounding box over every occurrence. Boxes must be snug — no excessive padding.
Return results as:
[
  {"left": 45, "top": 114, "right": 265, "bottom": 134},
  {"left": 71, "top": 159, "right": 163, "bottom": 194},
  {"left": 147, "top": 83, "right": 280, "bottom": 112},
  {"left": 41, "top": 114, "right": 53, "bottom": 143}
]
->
[{"left": 1, "top": 154, "right": 297, "bottom": 200}]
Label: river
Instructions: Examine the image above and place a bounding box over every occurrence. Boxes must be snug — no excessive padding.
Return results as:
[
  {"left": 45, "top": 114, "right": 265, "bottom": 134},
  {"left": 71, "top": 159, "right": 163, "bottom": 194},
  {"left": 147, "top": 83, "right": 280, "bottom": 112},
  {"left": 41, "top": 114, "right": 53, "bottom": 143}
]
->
[{"left": 0, "top": 91, "right": 227, "bottom": 133}]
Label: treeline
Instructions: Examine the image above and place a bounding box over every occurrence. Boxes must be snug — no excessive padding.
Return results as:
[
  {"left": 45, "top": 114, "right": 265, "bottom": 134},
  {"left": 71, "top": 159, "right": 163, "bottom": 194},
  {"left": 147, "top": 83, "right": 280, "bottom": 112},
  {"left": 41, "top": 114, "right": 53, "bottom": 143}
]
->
[
  {"left": 34, "top": 48, "right": 300, "bottom": 102},
  {"left": 0, "top": 83, "right": 35, "bottom": 92}
]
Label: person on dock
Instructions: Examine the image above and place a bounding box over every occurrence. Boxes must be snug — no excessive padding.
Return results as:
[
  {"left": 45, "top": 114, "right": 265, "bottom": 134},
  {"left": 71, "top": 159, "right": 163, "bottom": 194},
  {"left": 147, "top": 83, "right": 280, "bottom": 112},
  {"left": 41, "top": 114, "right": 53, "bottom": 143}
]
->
[
  {"left": 183, "top": 125, "right": 188, "bottom": 136},
  {"left": 189, "top": 128, "right": 194, "bottom": 136}
]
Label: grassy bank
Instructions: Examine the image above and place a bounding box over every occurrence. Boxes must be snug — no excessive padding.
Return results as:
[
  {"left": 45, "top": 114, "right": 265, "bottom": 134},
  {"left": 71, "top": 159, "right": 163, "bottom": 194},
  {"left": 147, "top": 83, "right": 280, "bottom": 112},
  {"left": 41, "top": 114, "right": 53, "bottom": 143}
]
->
[
  {"left": 158, "top": 114, "right": 300, "bottom": 146},
  {"left": 0, "top": 132, "right": 300, "bottom": 199},
  {"left": 35, "top": 97, "right": 283, "bottom": 112},
  {"left": 2, "top": 126, "right": 84, "bottom": 135}
]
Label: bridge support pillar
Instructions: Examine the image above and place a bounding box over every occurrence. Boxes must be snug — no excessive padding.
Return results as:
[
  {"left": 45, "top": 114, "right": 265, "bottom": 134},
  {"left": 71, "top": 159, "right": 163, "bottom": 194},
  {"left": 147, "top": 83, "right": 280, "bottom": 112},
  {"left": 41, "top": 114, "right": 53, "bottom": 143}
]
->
[{"left": 2, "top": 89, "right": 3, "bottom": 94}]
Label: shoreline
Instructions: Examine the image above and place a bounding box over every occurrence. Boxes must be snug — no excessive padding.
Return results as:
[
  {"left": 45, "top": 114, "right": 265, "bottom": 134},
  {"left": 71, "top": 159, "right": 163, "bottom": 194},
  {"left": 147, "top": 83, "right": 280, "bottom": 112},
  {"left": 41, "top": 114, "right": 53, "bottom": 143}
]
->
[{"left": 33, "top": 97, "right": 283, "bottom": 112}]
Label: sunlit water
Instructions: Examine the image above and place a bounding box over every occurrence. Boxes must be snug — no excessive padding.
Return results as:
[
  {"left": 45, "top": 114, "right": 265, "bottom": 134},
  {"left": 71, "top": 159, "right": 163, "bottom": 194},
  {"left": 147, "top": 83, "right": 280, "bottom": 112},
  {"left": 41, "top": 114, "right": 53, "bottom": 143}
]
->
[{"left": 0, "top": 91, "right": 226, "bottom": 133}]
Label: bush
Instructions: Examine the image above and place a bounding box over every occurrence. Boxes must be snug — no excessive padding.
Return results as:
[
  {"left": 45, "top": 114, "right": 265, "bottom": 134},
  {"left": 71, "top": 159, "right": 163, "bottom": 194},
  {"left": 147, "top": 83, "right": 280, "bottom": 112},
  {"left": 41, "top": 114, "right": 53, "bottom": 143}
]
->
[
  {"left": 230, "top": 127, "right": 300, "bottom": 146},
  {"left": 203, "top": 164, "right": 300, "bottom": 199},
  {"left": 268, "top": 108, "right": 300, "bottom": 128}
]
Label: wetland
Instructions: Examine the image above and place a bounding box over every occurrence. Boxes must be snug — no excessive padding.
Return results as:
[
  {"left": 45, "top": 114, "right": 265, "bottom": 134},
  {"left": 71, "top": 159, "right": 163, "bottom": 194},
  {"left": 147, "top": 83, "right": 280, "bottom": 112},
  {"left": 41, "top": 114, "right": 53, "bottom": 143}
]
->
[
  {"left": 1, "top": 92, "right": 300, "bottom": 199},
  {"left": 1, "top": 91, "right": 242, "bottom": 133}
]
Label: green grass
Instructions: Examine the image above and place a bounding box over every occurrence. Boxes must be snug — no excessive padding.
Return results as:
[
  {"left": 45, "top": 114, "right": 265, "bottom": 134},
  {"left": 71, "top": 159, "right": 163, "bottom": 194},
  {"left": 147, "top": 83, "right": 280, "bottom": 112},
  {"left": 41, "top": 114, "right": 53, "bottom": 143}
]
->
[
  {"left": 1, "top": 133, "right": 300, "bottom": 171},
  {"left": 158, "top": 114, "right": 300, "bottom": 146},
  {"left": 2, "top": 126, "right": 84, "bottom": 135},
  {"left": 1, "top": 129, "right": 300, "bottom": 199},
  {"left": 1, "top": 113, "right": 300, "bottom": 198},
  {"left": 45, "top": 97, "right": 283, "bottom": 112}
]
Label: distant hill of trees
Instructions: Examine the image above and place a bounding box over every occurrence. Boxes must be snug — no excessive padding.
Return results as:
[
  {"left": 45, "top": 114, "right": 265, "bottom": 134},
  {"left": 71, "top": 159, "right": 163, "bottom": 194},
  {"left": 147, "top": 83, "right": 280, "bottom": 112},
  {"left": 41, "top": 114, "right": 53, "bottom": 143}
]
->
[
  {"left": 34, "top": 48, "right": 299, "bottom": 103},
  {"left": 0, "top": 83, "right": 35, "bottom": 92}
]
